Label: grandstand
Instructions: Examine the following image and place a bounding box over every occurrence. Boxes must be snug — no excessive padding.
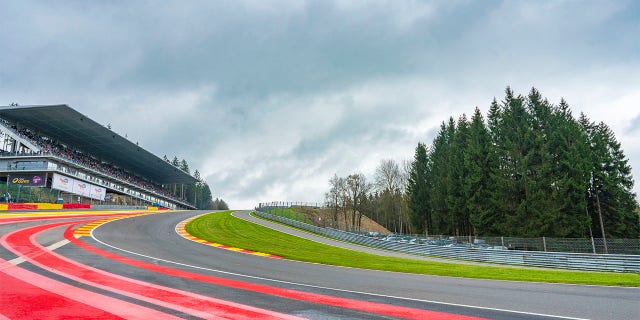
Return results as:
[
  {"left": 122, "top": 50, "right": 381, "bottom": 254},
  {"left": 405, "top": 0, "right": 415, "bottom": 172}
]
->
[{"left": 0, "top": 104, "right": 197, "bottom": 209}]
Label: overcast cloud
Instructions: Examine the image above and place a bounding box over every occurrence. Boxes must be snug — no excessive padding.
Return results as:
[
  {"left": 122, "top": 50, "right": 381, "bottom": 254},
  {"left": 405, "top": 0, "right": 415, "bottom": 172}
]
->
[{"left": 1, "top": 0, "right": 639, "bottom": 209}]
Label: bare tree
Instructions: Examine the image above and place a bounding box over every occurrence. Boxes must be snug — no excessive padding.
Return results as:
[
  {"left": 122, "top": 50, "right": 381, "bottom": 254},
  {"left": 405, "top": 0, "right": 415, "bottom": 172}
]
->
[
  {"left": 346, "top": 173, "right": 372, "bottom": 232},
  {"left": 375, "top": 159, "right": 402, "bottom": 193},
  {"left": 374, "top": 159, "right": 412, "bottom": 234},
  {"left": 325, "top": 174, "right": 346, "bottom": 229},
  {"left": 400, "top": 159, "right": 412, "bottom": 193}
]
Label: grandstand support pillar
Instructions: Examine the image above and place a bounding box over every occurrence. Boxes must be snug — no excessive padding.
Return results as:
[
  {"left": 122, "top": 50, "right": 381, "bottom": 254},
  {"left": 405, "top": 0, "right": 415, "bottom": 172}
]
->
[{"left": 4, "top": 173, "right": 9, "bottom": 202}]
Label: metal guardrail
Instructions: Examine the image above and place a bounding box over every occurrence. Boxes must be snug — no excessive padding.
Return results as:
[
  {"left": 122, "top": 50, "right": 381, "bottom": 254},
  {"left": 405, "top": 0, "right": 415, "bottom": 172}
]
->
[{"left": 254, "top": 209, "right": 640, "bottom": 273}]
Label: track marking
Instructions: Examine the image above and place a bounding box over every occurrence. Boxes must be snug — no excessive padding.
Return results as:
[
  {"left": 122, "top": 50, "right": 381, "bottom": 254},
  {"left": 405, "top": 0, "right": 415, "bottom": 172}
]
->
[
  {"left": 175, "top": 214, "right": 283, "bottom": 259},
  {"left": 0, "top": 210, "right": 144, "bottom": 220},
  {"left": 5, "top": 239, "right": 70, "bottom": 267},
  {"left": 74, "top": 217, "right": 129, "bottom": 237}
]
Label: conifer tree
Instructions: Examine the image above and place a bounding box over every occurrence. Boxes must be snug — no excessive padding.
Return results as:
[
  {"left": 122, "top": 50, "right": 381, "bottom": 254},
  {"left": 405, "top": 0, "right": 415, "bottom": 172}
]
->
[
  {"left": 180, "top": 159, "right": 190, "bottom": 174},
  {"left": 429, "top": 120, "right": 453, "bottom": 234},
  {"left": 498, "top": 88, "right": 533, "bottom": 235},
  {"left": 524, "top": 88, "right": 556, "bottom": 236},
  {"left": 450, "top": 114, "right": 471, "bottom": 236},
  {"left": 407, "top": 143, "right": 431, "bottom": 234},
  {"left": 466, "top": 107, "right": 493, "bottom": 235},
  {"left": 546, "top": 101, "right": 591, "bottom": 236},
  {"left": 582, "top": 118, "right": 639, "bottom": 239}
]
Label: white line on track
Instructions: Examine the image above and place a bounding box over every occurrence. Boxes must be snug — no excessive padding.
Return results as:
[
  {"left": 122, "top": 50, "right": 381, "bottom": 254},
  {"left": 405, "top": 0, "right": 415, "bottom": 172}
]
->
[
  {"left": 88, "top": 215, "right": 595, "bottom": 320},
  {"left": 6, "top": 239, "right": 70, "bottom": 267}
]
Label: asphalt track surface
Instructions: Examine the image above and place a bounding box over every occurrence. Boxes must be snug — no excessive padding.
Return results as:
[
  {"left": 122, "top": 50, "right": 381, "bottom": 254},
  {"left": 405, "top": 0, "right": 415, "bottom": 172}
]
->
[{"left": 1, "top": 210, "right": 638, "bottom": 319}]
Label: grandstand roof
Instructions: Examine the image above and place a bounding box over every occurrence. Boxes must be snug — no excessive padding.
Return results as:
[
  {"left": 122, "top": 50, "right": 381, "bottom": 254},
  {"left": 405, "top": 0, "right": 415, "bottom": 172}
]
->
[{"left": 0, "top": 104, "right": 197, "bottom": 184}]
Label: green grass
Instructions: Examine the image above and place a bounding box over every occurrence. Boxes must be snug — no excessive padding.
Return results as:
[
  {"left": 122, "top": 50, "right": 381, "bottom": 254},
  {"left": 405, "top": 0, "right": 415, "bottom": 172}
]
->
[
  {"left": 185, "top": 211, "right": 640, "bottom": 287},
  {"left": 263, "top": 207, "right": 311, "bottom": 223}
]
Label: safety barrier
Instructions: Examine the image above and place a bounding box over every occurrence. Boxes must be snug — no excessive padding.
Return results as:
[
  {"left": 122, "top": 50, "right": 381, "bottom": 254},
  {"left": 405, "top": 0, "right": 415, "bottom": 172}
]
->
[
  {"left": 28, "top": 203, "right": 63, "bottom": 210},
  {"left": 254, "top": 209, "right": 640, "bottom": 273},
  {"left": 0, "top": 202, "right": 165, "bottom": 210},
  {"left": 61, "top": 203, "right": 91, "bottom": 209}
]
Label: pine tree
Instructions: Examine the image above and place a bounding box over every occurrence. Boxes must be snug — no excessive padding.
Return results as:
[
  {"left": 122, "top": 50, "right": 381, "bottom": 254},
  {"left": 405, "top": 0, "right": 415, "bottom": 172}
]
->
[
  {"left": 494, "top": 88, "right": 531, "bottom": 235},
  {"left": 199, "top": 183, "right": 214, "bottom": 209},
  {"left": 484, "top": 98, "right": 509, "bottom": 235},
  {"left": 429, "top": 120, "right": 453, "bottom": 234},
  {"left": 180, "top": 159, "right": 190, "bottom": 174},
  {"left": 212, "top": 198, "right": 229, "bottom": 210},
  {"left": 524, "top": 88, "right": 556, "bottom": 236},
  {"left": 466, "top": 107, "right": 493, "bottom": 235},
  {"left": 407, "top": 143, "right": 431, "bottom": 234},
  {"left": 582, "top": 119, "right": 639, "bottom": 239},
  {"left": 413, "top": 87, "right": 638, "bottom": 238},
  {"left": 546, "top": 101, "right": 591, "bottom": 237},
  {"left": 450, "top": 114, "right": 471, "bottom": 236}
]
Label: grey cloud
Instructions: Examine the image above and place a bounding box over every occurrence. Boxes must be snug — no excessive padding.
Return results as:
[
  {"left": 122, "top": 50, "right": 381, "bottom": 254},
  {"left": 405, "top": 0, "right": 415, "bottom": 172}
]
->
[{"left": 626, "top": 114, "right": 640, "bottom": 134}]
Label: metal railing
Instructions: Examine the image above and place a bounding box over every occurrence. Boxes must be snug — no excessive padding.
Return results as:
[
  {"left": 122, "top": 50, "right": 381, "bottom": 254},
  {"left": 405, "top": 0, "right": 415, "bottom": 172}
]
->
[{"left": 254, "top": 208, "right": 640, "bottom": 273}]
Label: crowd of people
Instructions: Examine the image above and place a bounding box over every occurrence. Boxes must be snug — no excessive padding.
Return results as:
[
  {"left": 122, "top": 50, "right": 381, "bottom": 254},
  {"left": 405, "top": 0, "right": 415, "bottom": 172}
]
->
[{"left": 8, "top": 126, "right": 191, "bottom": 205}]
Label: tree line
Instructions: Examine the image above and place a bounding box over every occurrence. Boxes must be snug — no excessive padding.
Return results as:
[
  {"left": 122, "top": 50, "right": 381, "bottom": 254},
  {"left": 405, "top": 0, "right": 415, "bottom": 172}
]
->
[
  {"left": 326, "top": 87, "right": 640, "bottom": 238},
  {"left": 163, "top": 155, "right": 228, "bottom": 210},
  {"left": 325, "top": 160, "right": 413, "bottom": 234}
]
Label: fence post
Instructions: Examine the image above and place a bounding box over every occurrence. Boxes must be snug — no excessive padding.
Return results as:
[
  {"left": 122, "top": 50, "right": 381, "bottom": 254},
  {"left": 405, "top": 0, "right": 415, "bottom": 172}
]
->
[
  {"left": 501, "top": 236, "right": 504, "bottom": 248},
  {"left": 590, "top": 236, "right": 596, "bottom": 254},
  {"left": 543, "top": 236, "right": 547, "bottom": 252}
]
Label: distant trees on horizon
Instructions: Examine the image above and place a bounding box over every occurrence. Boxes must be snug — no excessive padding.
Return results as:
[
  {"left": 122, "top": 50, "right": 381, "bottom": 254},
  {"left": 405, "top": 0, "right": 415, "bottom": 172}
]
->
[
  {"left": 326, "top": 87, "right": 640, "bottom": 238},
  {"left": 163, "top": 155, "right": 226, "bottom": 210}
]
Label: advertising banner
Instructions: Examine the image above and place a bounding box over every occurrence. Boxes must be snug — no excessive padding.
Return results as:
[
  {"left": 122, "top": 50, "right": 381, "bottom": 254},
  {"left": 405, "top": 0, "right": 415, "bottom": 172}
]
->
[
  {"left": 52, "top": 173, "right": 107, "bottom": 201},
  {"left": 52, "top": 173, "right": 73, "bottom": 192},
  {"left": 73, "top": 180, "right": 92, "bottom": 198},
  {"left": 9, "top": 173, "right": 46, "bottom": 187},
  {"left": 89, "top": 186, "right": 106, "bottom": 201}
]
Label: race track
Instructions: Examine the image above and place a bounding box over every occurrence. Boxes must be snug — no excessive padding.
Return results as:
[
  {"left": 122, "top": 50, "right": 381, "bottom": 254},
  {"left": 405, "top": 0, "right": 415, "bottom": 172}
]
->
[{"left": 1, "top": 210, "right": 638, "bottom": 320}]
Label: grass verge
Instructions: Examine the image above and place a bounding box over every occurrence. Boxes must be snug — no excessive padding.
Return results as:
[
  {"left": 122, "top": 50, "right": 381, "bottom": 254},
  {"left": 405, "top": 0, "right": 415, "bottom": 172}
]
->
[{"left": 185, "top": 211, "right": 640, "bottom": 287}]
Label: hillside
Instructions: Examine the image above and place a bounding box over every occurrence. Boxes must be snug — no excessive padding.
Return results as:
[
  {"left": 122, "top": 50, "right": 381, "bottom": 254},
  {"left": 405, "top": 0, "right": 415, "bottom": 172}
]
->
[{"left": 290, "top": 205, "right": 390, "bottom": 234}]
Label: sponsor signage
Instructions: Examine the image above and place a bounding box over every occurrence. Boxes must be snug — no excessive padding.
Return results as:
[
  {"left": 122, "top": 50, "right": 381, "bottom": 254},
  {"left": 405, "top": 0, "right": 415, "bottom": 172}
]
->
[
  {"left": 90, "top": 186, "right": 106, "bottom": 201},
  {"left": 52, "top": 173, "right": 106, "bottom": 201},
  {"left": 74, "top": 180, "right": 91, "bottom": 197},
  {"left": 9, "top": 174, "right": 46, "bottom": 187},
  {"left": 52, "top": 173, "right": 72, "bottom": 192}
]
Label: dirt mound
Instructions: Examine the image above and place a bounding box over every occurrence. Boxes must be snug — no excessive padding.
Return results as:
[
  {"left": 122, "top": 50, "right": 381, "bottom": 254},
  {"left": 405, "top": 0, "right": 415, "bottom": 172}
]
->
[{"left": 292, "top": 205, "right": 390, "bottom": 234}]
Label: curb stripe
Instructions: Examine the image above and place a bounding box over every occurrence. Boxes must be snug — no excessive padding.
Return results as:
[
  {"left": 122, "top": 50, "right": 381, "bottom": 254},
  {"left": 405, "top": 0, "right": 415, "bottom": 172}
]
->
[{"left": 175, "top": 215, "right": 283, "bottom": 259}]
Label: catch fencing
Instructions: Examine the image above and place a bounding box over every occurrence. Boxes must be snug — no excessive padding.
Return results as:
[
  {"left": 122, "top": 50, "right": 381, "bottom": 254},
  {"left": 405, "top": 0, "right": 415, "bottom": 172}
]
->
[{"left": 254, "top": 207, "right": 640, "bottom": 273}]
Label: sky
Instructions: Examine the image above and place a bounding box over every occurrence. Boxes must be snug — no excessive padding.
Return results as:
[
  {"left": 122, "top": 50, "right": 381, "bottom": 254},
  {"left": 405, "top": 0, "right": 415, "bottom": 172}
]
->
[{"left": 1, "top": 0, "right": 639, "bottom": 209}]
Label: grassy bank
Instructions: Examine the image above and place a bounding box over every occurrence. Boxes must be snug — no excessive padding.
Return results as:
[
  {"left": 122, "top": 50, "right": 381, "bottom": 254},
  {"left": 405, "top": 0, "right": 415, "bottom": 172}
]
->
[{"left": 185, "top": 211, "right": 640, "bottom": 287}]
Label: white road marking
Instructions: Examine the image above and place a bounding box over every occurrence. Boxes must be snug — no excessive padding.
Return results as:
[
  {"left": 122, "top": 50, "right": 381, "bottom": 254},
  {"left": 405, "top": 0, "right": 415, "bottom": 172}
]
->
[{"left": 6, "top": 239, "right": 70, "bottom": 266}]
